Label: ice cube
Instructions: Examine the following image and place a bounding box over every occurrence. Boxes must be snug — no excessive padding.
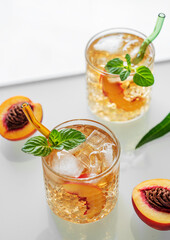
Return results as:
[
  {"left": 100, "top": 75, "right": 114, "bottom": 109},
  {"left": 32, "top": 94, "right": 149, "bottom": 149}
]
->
[
  {"left": 89, "top": 143, "right": 114, "bottom": 174},
  {"left": 86, "top": 130, "right": 106, "bottom": 149},
  {"left": 89, "top": 151, "right": 103, "bottom": 175},
  {"left": 70, "top": 143, "right": 94, "bottom": 168},
  {"left": 129, "top": 47, "right": 140, "bottom": 58},
  {"left": 81, "top": 125, "right": 94, "bottom": 137},
  {"left": 99, "top": 143, "right": 114, "bottom": 167},
  {"left": 123, "top": 39, "right": 139, "bottom": 52},
  {"left": 51, "top": 150, "right": 84, "bottom": 177},
  {"left": 69, "top": 130, "right": 108, "bottom": 169},
  {"left": 76, "top": 152, "right": 90, "bottom": 168},
  {"left": 94, "top": 35, "right": 123, "bottom": 53}
]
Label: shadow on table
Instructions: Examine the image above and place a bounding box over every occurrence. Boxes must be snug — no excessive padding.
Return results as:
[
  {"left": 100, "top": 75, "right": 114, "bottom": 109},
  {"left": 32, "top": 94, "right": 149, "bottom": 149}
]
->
[
  {"left": 130, "top": 213, "right": 170, "bottom": 240},
  {"left": 36, "top": 229, "right": 58, "bottom": 240},
  {"left": 0, "top": 138, "right": 34, "bottom": 162},
  {"left": 43, "top": 206, "right": 118, "bottom": 240}
]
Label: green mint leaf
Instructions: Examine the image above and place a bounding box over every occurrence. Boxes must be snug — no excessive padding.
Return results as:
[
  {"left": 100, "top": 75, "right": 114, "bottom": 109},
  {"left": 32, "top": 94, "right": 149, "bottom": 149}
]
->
[
  {"left": 57, "top": 128, "right": 86, "bottom": 150},
  {"left": 136, "top": 113, "right": 170, "bottom": 149},
  {"left": 48, "top": 129, "right": 61, "bottom": 146},
  {"left": 105, "top": 58, "right": 124, "bottom": 74},
  {"left": 120, "top": 70, "right": 131, "bottom": 81},
  {"left": 49, "top": 128, "right": 86, "bottom": 150},
  {"left": 133, "top": 66, "right": 154, "bottom": 87},
  {"left": 125, "top": 54, "right": 131, "bottom": 68},
  {"left": 52, "top": 145, "right": 64, "bottom": 150},
  {"left": 22, "top": 136, "right": 52, "bottom": 156},
  {"left": 22, "top": 129, "right": 86, "bottom": 157}
]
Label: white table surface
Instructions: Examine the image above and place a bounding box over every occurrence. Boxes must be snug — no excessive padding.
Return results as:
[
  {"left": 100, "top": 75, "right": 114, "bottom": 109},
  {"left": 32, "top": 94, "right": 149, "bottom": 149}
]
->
[{"left": 0, "top": 61, "right": 170, "bottom": 240}]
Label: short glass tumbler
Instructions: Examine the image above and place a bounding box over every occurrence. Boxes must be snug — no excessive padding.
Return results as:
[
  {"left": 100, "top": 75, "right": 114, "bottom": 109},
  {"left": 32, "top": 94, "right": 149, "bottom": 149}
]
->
[
  {"left": 85, "top": 28, "right": 155, "bottom": 122},
  {"left": 42, "top": 119, "right": 120, "bottom": 223}
]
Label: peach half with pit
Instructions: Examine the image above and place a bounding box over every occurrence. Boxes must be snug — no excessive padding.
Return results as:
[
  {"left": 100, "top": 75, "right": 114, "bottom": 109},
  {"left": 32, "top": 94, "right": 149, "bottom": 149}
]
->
[
  {"left": 0, "top": 96, "right": 43, "bottom": 141},
  {"left": 132, "top": 179, "right": 170, "bottom": 230},
  {"left": 63, "top": 182, "right": 106, "bottom": 218}
]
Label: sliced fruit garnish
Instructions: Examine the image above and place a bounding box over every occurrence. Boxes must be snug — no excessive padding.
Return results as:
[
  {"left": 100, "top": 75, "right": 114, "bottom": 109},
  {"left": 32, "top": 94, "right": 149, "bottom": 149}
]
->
[
  {"left": 63, "top": 182, "right": 106, "bottom": 218},
  {"left": 101, "top": 74, "right": 146, "bottom": 112},
  {"left": 132, "top": 179, "right": 170, "bottom": 230},
  {"left": 0, "top": 96, "right": 43, "bottom": 141}
]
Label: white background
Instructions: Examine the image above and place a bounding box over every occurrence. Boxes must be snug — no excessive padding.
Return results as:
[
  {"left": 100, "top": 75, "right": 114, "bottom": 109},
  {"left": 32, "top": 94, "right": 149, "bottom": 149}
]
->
[{"left": 0, "top": 0, "right": 170, "bottom": 86}]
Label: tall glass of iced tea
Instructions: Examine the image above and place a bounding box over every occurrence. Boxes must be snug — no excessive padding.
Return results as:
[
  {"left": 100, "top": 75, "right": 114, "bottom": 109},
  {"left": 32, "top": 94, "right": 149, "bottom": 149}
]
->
[
  {"left": 42, "top": 119, "right": 120, "bottom": 223},
  {"left": 85, "top": 28, "right": 155, "bottom": 122}
]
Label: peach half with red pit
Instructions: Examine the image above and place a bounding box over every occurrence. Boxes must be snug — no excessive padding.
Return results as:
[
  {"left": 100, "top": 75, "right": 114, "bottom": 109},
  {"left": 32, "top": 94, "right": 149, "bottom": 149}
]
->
[
  {"left": 132, "top": 179, "right": 170, "bottom": 230},
  {"left": 0, "top": 96, "right": 43, "bottom": 141},
  {"left": 63, "top": 182, "right": 106, "bottom": 219}
]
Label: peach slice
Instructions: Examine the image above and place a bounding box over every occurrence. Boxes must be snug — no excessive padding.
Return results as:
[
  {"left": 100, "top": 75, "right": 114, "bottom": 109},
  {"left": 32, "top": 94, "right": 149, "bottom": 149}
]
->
[
  {"left": 63, "top": 183, "right": 106, "bottom": 218},
  {"left": 132, "top": 179, "right": 170, "bottom": 230},
  {"left": 0, "top": 96, "right": 43, "bottom": 141},
  {"left": 101, "top": 74, "right": 146, "bottom": 112}
]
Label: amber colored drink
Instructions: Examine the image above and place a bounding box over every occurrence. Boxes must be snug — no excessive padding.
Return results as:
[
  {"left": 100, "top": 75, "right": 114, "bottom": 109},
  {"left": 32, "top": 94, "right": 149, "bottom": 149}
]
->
[
  {"left": 42, "top": 119, "right": 120, "bottom": 223},
  {"left": 85, "top": 28, "right": 155, "bottom": 122}
]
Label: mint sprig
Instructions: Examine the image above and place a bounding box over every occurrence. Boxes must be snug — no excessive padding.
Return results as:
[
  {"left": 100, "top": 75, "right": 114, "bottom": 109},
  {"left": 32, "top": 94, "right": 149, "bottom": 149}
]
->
[
  {"left": 49, "top": 128, "right": 86, "bottom": 151},
  {"left": 105, "top": 58, "right": 124, "bottom": 74},
  {"left": 22, "top": 128, "right": 86, "bottom": 157},
  {"left": 105, "top": 54, "right": 154, "bottom": 87},
  {"left": 22, "top": 136, "right": 52, "bottom": 157},
  {"left": 136, "top": 113, "right": 170, "bottom": 149}
]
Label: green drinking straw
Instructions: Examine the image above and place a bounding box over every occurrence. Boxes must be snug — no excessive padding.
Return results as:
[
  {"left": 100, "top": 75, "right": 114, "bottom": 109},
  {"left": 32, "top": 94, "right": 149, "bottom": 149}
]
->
[{"left": 132, "top": 13, "right": 166, "bottom": 65}]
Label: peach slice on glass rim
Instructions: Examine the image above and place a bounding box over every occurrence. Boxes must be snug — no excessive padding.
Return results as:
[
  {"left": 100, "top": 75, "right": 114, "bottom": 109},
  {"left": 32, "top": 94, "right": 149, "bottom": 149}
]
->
[
  {"left": 0, "top": 96, "right": 43, "bottom": 141},
  {"left": 132, "top": 179, "right": 170, "bottom": 230},
  {"left": 63, "top": 182, "right": 106, "bottom": 218}
]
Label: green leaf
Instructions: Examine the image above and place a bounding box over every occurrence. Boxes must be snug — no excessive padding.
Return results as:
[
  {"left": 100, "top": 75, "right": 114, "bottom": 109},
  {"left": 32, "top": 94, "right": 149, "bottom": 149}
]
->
[
  {"left": 52, "top": 145, "right": 64, "bottom": 150},
  {"left": 136, "top": 113, "right": 170, "bottom": 149},
  {"left": 22, "top": 136, "right": 52, "bottom": 156},
  {"left": 125, "top": 54, "right": 131, "bottom": 68},
  {"left": 133, "top": 66, "right": 154, "bottom": 87},
  {"left": 49, "top": 128, "right": 86, "bottom": 150},
  {"left": 48, "top": 129, "right": 61, "bottom": 146},
  {"left": 58, "top": 128, "right": 86, "bottom": 150},
  {"left": 22, "top": 128, "right": 86, "bottom": 157},
  {"left": 120, "top": 70, "right": 131, "bottom": 81},
  {"left": 105, "top": 58, "right": 124, "bottom": 74}
]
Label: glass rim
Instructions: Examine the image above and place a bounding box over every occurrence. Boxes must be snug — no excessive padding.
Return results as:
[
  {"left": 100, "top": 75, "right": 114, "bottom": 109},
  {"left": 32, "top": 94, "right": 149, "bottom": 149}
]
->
[
  {"left": 85, "top": 27, "right": 155, "bottom": 77},
  {"left": 42, "top": 118, "right": 121, "bottom": 182}
]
